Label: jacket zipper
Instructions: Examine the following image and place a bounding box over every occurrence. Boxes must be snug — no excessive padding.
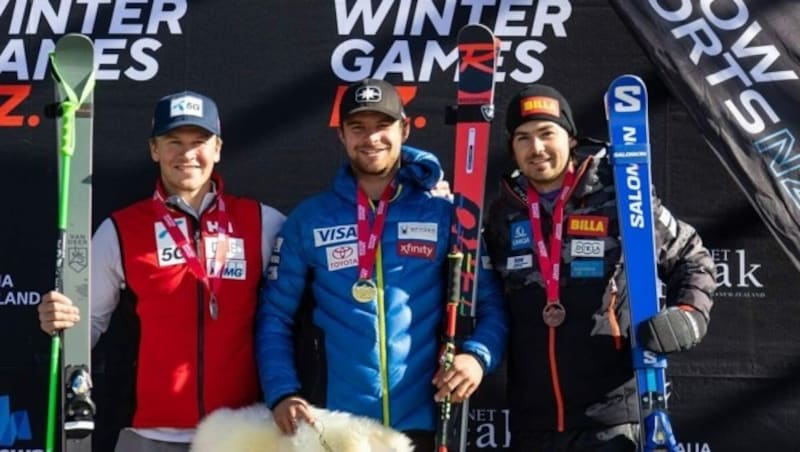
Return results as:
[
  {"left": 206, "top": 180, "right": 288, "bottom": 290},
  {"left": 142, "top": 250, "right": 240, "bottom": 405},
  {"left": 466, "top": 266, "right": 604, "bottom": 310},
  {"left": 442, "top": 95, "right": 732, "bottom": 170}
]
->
[
  {"left": 376, "top": 243, "right": 390, "bottom": 426},
  {"left": 548, "top": 327, "right": 565, "bottom": 431}
]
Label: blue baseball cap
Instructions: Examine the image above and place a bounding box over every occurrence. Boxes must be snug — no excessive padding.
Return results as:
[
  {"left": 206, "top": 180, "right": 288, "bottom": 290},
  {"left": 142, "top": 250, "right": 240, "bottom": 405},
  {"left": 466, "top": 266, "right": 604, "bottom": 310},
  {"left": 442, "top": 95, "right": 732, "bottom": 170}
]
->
[{"left": 150, "top": 90, "right": 221, "bottom": 137}]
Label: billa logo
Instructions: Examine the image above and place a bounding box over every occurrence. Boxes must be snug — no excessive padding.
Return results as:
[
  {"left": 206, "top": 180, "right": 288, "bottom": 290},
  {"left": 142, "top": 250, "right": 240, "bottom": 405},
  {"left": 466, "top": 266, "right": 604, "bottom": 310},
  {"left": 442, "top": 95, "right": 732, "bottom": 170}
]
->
[
  {"left": 520, "top": 95, "right": 559, "bottom": 117},
  {"left": 567, "top": 215, "right": 608, "bottom": 237}
]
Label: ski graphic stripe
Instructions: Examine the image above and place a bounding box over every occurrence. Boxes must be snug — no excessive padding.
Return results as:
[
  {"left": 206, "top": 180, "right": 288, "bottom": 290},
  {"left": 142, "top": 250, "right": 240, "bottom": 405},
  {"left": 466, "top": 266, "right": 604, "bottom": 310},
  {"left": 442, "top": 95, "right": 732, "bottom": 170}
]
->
[
  {"left": 436, "top": 23, "right": 496, "bottom": 452},
  {"left": 47, "top": 33, "right": 96, "bottom": 452},
  {"left": 606, "top": 74, "right": 677, "bottom": 452}
]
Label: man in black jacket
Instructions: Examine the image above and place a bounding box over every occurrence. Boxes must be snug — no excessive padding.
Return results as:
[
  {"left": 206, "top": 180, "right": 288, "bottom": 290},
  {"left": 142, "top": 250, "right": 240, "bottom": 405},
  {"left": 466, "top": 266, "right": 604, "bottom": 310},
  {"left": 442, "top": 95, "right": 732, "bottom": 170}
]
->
[{"left": 483, "top": 84, "right": 716, "bottom": 451}]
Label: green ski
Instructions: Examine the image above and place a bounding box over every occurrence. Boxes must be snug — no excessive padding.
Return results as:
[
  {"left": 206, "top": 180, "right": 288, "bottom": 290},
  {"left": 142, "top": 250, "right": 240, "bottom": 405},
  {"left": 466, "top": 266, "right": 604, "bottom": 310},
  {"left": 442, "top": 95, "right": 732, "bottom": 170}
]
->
[{"left": 46, "top": 33, "right": 96, "bottom": 452}]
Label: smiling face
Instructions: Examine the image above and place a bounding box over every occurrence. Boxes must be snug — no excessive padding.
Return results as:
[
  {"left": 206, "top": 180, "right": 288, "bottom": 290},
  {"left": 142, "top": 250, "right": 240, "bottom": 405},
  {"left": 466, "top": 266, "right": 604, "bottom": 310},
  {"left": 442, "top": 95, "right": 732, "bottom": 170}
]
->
[
  {"left": 149, "top": 125, "right": 221, "bottom": 205},
  {"left": 338, "top": 110, "right": 409, "bottom": 182},
  {"left": 511, "top": 119, "right": 577, "bottom": 193}
]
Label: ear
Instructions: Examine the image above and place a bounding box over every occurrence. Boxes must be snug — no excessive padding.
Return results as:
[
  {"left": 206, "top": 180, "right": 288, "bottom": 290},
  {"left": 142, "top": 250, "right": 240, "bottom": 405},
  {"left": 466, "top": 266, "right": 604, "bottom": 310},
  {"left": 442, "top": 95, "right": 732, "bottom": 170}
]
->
[
  {"left": 149, "top": 138, "right": 159, "bottom": 162},
  {"left": 337, "top": 126, "right": 346, "bottom": 145},
  {"left": 401, "top": 118, "right": 410, "bottom": 142},
  {"left": 213, "top": 136, "right": 222, "bottom": 163},
  {"left": 569, "top": 136, "right": 578, "bottom": 148}
]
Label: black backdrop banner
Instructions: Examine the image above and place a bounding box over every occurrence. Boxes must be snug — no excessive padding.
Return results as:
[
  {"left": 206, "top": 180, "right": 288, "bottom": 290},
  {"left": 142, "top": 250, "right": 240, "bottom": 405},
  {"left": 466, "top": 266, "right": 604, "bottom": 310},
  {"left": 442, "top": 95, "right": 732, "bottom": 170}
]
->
[
  {"left": 610, "top": 0, "right": 800, "bottom": 271},
  {"left": 2, "top": 1, "right": 800, "bottom": 451}
]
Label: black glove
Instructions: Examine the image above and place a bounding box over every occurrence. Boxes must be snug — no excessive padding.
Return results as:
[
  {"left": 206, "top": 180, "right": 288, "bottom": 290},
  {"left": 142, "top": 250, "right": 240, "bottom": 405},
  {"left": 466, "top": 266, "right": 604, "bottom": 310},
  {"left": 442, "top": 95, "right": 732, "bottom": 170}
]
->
[{"left": 637, "top": 306, "right": 708, "bottom": 354}]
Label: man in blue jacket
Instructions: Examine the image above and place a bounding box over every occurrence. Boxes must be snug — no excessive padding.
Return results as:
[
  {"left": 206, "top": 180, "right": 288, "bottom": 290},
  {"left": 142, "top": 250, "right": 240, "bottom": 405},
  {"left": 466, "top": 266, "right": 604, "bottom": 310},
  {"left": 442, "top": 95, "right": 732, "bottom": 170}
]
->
[{"left": 255, "top": 78, "right": 507, "bottom": 449}]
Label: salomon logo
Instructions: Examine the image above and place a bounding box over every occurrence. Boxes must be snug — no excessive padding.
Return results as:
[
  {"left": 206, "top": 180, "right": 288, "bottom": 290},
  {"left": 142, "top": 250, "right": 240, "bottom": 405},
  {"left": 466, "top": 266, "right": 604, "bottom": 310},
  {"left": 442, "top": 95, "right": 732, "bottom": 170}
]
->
[
  {"left": 626, "top": 165, "right": 644, "bottom": 228},
  {"left": 613, "top": 85, "right": 642, "bottom": 113}
]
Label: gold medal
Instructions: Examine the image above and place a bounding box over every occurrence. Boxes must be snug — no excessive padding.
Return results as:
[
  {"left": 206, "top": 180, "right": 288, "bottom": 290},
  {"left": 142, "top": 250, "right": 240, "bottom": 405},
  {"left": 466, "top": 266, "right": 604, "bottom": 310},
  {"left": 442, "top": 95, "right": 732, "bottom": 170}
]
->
[
  {"left": 352, "top": 279, "right": 377, "bottom": 303},
  {"left": 542, "top": 302, "right": 566, "bottom": 327}
]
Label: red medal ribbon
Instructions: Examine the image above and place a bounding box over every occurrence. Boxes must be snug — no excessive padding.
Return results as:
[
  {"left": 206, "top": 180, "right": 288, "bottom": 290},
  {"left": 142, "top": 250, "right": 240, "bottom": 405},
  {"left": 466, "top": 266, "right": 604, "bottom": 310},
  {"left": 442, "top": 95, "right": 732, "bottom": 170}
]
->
[
  {"left": 151, "top": 174, "right": 231, "bottom": 316},
  {"left": 526, "top": 167, "right": 576, "bottom": 305},
  {"left": 356, "top": 181, "right": 396, "bottom": 280}
]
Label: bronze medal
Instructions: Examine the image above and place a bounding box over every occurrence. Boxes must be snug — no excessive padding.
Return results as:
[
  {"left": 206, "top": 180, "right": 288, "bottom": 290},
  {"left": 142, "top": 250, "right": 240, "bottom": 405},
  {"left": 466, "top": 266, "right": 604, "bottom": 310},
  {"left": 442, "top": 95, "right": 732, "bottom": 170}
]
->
[
  {"left": 352, "top": 279, "right": 377, "bottom": 303},
  {"left": 542, "top": 302, "right": 566, "bottom": 327}
]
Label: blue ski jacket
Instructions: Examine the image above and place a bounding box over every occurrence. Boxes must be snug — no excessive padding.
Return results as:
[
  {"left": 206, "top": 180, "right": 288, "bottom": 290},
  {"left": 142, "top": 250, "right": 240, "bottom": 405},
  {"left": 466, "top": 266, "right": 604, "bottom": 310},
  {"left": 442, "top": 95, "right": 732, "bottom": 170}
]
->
[{"left": 256, "top": 146, "right": 507, "bottom": 432}]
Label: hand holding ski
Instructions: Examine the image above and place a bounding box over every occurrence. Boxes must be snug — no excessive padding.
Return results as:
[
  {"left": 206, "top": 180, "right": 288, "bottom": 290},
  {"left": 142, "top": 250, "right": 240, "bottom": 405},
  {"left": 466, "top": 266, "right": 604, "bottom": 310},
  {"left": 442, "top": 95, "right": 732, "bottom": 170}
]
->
[
  {"left": 606, "top": 74, "right": 678, "bottom": 452},
  {"left": 436, "top": 23, "right": 497, "bottom": 452},
  {"left": 46, "top": 33, "right": 96, "bottom": 452}
]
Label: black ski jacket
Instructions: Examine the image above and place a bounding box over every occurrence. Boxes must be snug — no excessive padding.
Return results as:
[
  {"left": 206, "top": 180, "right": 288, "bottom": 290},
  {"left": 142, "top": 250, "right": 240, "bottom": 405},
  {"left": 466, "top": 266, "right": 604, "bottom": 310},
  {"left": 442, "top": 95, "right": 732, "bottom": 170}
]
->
[{"left": 483, "top": 144, "right": 716, "bottom": 433}]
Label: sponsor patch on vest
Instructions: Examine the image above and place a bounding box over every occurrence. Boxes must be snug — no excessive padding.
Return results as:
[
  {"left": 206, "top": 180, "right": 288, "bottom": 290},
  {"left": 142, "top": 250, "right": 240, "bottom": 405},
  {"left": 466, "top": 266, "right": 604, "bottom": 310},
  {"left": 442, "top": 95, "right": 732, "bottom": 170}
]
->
[
  {"left": 203, "top": 237, "right": 246, "bottom": 279},
  {"left": 214, "top": 259, "right": 247, "bottom": 280},
  {"left": 398, "top": 222, "right": 438, "bottom": 241},
  {"left": 566, "top": 215, "right": 608, "bottom": 237},
  {"left": 326, "top": 243, "right": 358, "bottom": 271},
  {"left": 506, "top": 254, "right": 533, "bottom": 270},
  {"left": 398, "top": 240, "right": 436, "bottom": 259},
  {"left": 273, "top": 236, "right": 284, "bottom": 253},
  {"left": 155, "top": 218, "right": 189, "bottom": 267},
  {"left": 205, "top": 219, "right": 233, "bottom": 234},
  {"left": 510, "top": 220, "right": 532, "bottom": 250},
  {"left": 481, "top": 255, "right": 493, "bottom": 270},
  {"left": 570, "top": 239, "right": 605, "bottom": 258},
  {"left": 204, "top": 237, "right": 245, "bottom": 261},
  {"left": 313, "top": 224, "right": 357, "bottom": 247},
  {"left": 570, "top": 259, "right": 604, "bottom": 278}
]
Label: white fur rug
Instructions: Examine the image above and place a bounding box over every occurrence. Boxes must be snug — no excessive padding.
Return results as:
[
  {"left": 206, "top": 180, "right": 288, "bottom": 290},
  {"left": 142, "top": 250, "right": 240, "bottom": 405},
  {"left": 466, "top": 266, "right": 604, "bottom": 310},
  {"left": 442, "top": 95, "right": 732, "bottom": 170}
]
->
[{"left": 190, "top": 403, "right": 414, "bottom": 452}]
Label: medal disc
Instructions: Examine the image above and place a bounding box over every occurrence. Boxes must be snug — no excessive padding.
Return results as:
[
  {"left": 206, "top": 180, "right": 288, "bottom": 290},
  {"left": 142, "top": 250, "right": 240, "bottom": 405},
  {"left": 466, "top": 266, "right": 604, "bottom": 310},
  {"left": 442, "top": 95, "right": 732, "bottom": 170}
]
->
[
  {"left": 542, "top": 302, "right": 566, "bottom": 327},
  {"left": 352, "top": 279, "right": 377, "bottom": 303}
]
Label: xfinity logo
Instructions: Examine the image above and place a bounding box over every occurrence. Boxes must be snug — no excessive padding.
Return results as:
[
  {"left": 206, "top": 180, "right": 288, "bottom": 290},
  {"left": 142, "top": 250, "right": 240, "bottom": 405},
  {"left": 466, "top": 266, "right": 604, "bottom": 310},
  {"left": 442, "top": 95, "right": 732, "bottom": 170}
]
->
[{"left": 398, "top": 241, "right": 435, "bottom": 259}]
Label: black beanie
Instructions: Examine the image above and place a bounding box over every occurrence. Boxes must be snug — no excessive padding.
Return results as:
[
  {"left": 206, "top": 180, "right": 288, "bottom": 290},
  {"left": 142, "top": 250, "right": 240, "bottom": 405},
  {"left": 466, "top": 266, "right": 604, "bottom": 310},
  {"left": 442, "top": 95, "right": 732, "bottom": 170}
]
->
[{"left": 505, "top": 84, "right": 576, "bottom": 137}]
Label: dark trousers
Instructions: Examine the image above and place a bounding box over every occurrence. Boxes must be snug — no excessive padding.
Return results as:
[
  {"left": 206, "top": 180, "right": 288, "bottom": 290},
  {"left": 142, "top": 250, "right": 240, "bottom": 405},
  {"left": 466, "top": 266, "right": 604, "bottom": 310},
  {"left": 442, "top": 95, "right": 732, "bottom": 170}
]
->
[
  {"left": 405, "top": 429, "right": 435, "bottom": 451},
  {"left": 512, "top": 423, "right": 639, "bottom": 452},
  {"left": 113, "top": 429, "right": 190, "bottom": 452}
]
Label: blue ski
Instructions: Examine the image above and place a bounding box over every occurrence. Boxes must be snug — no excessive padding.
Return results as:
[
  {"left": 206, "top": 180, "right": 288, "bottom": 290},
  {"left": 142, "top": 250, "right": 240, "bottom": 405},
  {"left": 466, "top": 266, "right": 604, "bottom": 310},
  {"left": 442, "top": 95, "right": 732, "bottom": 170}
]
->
[{"left": 606, "top": 74, "right": 677, "bottom": 452}]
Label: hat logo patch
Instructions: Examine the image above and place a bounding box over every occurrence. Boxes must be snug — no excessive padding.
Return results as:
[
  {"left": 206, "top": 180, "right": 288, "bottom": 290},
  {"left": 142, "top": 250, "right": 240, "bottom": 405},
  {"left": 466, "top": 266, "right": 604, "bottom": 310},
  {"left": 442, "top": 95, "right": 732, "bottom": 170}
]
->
[
  {"left": 355, "top": 86, "right": 382, "bottom": 103},
  {"left": 520, "top": 96, "right": 559, "bottom": 118},
  {"left": 170, "top": 95, "right": 204, "bottom": 118}
]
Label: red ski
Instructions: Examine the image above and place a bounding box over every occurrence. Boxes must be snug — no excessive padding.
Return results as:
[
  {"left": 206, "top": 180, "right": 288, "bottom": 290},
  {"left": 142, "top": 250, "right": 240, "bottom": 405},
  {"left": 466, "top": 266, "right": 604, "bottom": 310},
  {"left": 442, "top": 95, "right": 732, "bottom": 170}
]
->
[{"left": 437, "top": 23, "right": 497, "bottom": 452}]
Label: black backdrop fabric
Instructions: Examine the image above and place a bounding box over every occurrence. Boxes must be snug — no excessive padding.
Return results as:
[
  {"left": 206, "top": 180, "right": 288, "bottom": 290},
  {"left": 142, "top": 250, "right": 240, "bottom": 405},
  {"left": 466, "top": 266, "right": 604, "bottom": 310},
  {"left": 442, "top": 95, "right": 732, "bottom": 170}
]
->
[{"left": 1, "top": 1, "right": 798, "bottom": 450}]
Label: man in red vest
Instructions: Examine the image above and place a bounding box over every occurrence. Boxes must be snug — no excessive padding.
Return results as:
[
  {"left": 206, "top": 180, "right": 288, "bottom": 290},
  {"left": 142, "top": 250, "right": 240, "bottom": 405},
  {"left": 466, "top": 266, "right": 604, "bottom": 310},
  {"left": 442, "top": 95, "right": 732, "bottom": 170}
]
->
[{"left": 38, "top": 91, "right": 285, "bottom": 452}]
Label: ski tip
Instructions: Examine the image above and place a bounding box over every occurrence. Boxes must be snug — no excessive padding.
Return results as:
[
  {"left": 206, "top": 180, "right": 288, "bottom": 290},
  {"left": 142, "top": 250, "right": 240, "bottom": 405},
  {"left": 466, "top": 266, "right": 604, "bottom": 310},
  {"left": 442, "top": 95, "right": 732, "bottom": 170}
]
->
[
  {"left": 457, "top": 23, "right": 495, "bottom": 40},
  {"left": 609, "top": 74, "right": 647, "bottom": 94},
  {"left": 54, "top": 33, "right": 95, "bottom": 52}
]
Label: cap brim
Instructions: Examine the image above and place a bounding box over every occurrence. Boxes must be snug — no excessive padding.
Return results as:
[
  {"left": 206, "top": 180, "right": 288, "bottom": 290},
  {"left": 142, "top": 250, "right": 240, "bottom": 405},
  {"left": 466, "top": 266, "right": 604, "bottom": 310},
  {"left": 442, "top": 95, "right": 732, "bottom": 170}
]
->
[
  {"left": 151, "top": 119, "right": 220, "bottom": 137},
  {"left": 344, "top": 106, "right": 404, "bottom": 121}
]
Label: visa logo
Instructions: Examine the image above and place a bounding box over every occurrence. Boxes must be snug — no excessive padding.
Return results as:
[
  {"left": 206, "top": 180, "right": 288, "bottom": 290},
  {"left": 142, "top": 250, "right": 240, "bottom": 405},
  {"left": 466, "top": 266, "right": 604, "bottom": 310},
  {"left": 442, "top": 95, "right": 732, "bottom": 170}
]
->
[{"left": 313, "top": 224, "right": 357, "bottom": 247}]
